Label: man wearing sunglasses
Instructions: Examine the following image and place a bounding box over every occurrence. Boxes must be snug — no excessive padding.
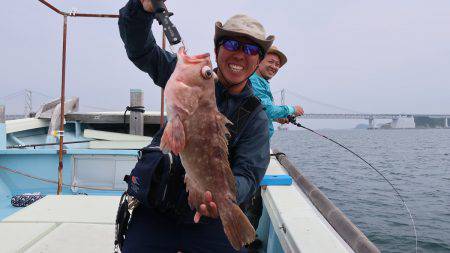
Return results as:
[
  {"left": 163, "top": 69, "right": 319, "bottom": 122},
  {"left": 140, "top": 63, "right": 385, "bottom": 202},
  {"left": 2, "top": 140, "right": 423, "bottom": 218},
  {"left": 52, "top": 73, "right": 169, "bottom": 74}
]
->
[
  {"left": 250, "top": 46, "right": 304, "bottom": 139},
  {"left": 118, "top": 0, "right": 272, "bottom": 252}
]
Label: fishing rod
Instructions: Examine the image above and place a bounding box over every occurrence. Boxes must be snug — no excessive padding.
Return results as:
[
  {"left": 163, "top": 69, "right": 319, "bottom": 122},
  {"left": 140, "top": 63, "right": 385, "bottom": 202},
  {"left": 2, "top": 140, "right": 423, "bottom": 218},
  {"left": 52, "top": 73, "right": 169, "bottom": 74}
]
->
[{"left": 287, "top": 115, "right": 418, "bottom": 253}]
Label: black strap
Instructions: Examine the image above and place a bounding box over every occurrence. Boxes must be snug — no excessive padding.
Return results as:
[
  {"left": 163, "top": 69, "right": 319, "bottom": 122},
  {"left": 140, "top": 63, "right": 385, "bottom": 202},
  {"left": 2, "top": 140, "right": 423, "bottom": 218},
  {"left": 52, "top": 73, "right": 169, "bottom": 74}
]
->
[
  {"left": 114, "top": 192, "right": 130, "bottom": 252},
  {"left": 228, "top": 96, "right": 262, "bottom": 146}
]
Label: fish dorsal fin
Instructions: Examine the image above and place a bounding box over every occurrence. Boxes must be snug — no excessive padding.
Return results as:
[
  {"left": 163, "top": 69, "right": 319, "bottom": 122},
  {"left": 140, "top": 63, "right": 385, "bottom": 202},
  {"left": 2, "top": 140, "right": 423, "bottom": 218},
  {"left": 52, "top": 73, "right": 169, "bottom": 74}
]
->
[{"left": 215, "top": 112, "right": 237, "bottom": 196}]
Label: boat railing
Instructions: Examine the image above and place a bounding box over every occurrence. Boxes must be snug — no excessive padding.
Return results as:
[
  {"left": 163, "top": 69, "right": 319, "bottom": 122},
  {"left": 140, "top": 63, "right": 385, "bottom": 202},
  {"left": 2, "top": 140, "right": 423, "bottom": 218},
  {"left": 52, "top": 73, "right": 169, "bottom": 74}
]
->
[{"left": 273, "top": 148, "right": 380, "bottom": 253}]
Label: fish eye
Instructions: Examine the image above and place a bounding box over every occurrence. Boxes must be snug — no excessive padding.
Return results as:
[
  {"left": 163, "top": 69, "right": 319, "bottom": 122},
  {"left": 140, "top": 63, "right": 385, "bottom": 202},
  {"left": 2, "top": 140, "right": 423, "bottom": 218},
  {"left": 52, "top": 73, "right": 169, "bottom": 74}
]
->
[{"left": 201, "top": 66, "right": 213, "bottom": 79}]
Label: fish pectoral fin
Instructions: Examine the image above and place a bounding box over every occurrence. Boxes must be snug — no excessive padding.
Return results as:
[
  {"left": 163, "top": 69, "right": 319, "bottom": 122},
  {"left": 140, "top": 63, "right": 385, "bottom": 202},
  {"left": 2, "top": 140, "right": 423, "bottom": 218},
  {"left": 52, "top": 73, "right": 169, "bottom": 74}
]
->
[
  {"left": 160, "top": 115, "right": 185, "bottom": 155},
  {"left": 173, "top": 82, "right": 202, "bottom": 117},
  {"left": 185, "top": 175, "right": 204, "bottom": 210}
]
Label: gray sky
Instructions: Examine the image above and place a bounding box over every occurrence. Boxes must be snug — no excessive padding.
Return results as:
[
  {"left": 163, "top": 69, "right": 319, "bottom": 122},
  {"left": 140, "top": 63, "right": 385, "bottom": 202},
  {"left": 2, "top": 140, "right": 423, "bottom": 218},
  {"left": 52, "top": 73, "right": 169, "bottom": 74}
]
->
[{"left": 1, "top": 0, "right": 449, "bottom": 129}]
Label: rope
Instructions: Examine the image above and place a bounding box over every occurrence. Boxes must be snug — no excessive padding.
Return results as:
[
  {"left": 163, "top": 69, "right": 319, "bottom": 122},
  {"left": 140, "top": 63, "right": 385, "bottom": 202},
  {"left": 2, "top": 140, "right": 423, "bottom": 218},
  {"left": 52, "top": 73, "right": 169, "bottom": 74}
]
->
[
  {"left": 7, "top": 140, "right": 92, "bottom": 149},
  {"left": 123, "top": 106, "right": 145, "bottom": 132},
  {"left": 0, "top": 165, "right": 123, "bottom": 192},
  {"left": 287, "top": 116, "right": 418, "bottom": 253},
  {"left": 126, "top": 106, "right": 145, "bottom": 114}
]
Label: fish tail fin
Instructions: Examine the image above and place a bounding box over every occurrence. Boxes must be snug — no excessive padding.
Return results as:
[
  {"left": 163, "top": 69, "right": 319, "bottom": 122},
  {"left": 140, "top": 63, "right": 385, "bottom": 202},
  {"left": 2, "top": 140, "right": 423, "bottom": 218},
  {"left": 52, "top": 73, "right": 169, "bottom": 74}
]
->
[
  {"left": 160, "top": 115, "right": 185, "bottom": 155},
  {"left": 219, "top": 198, "right": 256, "bottom": 250}
]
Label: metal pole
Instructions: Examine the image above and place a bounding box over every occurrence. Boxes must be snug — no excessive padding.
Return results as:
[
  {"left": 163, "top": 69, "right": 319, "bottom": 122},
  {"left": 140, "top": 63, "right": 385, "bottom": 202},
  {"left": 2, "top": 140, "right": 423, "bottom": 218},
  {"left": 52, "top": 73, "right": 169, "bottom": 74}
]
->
[
  {"left": 130, "top": 89, "right": 144, "bottom": 135},
  {"left": 36, "top": 0, "right": 119, "bottom": 194},
  {"left": 160, "top": 32, "right": 166, "bottom": 128},
  {"left": 57, "top": 15, "right": 68, "bottom": 195},
  {"left": 0, "top": 105, "right": 5, "bottom": 123},
  {"left": 72, "top": 13, "right": 118, "bottom": 18},
  {"left": 38, "top": 0, "right": 118, "bottom": 18},
  {"left": 0, "top": 105, "right": 5, "bottom": 150},
  {"left": 38, "top": 0, "right": 64, "bottom": 15},
  {"left": 39, "top": 0, "right": 119, "bottom": 195}
]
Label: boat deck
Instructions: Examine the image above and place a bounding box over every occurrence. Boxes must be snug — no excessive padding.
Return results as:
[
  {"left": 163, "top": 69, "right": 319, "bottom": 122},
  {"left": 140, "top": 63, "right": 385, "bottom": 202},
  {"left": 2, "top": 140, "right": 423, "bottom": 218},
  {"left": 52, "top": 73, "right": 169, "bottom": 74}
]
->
[
  {"left": 0, "top": 155, "right": 354, "bottom": 253},
  {"left": 0, "top": 195, "right": 118, "bottom": 253}
]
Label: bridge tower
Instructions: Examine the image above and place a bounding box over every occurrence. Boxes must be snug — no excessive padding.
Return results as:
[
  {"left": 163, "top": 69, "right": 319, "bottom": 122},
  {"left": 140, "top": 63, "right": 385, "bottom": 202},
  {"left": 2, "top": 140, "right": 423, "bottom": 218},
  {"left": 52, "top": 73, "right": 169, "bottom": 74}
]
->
[
  {"left": 445, "top": 118, "right": 449, "bottom": 128},
  {"left": 391, "top": 115, "right": 415, "bottom": 128},
  {"left": 391, "top": 116, "right": 399, "bottom": 128},
  {"left": 24, "top": 89, "right": 32, "bottom": 118}
]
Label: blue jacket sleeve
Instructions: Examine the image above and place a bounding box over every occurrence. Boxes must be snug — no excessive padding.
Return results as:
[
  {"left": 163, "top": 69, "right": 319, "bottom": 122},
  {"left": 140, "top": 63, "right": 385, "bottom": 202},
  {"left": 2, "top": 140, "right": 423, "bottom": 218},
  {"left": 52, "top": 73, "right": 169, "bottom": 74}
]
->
[
  {"left": 118, "top": 0, "right": 177, "bottom": 88},
  {"left": 250, "top": 77, "right": 294, "bottom": 120},
  {"left": 232, "top": 110, "right": 270, "bottom": 204}
]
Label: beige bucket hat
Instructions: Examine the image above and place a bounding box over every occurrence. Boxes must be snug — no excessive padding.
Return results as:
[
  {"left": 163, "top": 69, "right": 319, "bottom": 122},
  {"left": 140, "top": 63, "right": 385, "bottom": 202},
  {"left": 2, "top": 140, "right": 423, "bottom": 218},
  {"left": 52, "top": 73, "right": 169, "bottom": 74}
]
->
[
  {"left": 214, "top": 14, "right": 275, "bottom": 55},
  {"left": 267, "top": 45, "right": 287, "bottom": 67}
]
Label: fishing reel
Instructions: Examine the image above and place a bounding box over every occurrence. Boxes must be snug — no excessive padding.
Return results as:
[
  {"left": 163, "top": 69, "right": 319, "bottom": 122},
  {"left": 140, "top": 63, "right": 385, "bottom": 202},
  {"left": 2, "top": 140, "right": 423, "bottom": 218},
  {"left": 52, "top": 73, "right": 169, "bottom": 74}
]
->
[
  {"left": 150, "top": 0, "right": 183, "bottom": 47},
  {"left": 287, "top": 115, "right": 302, "bottom": 127}
]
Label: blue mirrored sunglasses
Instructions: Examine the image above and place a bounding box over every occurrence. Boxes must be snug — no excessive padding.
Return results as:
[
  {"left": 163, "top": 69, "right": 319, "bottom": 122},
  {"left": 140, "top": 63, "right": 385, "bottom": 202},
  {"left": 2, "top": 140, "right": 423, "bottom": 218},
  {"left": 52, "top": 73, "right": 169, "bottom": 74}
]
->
[{"left": 220, "top": 38, "right": 262, "bottom": 56}]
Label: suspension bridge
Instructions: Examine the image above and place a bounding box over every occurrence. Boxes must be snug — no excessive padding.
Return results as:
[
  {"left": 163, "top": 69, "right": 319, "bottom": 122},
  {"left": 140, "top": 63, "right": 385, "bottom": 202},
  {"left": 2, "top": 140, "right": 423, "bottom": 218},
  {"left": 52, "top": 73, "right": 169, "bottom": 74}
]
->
[
  {"left": 1, "top": 89, "right": 449, "bottom": 128},
  {"left": 272, "top": 89, "right": 449, "bottom": 128}
]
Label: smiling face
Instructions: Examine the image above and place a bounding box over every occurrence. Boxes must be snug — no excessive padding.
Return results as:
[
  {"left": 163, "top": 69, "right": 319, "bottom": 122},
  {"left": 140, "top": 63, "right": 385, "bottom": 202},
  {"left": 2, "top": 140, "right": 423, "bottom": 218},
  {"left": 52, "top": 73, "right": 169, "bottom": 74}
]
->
[
  {"left": 256, "top": 53, "right": 281, "bottom": 80},
  {"left": 215, "top": 37, "right": 261, "bottom": 93}
]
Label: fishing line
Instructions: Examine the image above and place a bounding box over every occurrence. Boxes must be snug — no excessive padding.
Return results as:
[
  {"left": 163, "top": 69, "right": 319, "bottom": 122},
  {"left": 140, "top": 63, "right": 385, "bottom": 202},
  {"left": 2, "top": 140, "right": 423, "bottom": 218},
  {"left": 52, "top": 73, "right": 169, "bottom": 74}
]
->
[{"left": 287, "top": 116, "right": 418, "bottom": 253}]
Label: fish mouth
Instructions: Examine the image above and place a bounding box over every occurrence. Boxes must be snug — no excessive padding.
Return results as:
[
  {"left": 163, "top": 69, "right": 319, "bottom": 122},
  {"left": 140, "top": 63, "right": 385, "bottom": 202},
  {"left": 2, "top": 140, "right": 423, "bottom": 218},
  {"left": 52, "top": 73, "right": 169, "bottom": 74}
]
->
[{"left": 178, "top": 47, "right": 210, "bottom": 63}]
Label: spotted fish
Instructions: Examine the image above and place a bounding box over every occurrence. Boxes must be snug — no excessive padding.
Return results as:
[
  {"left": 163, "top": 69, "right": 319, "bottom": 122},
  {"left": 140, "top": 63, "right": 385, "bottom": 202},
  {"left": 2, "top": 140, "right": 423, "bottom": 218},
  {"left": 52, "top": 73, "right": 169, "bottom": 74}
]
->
[{"left": 160, "top": 47, "right": 256, "bottom": 250}]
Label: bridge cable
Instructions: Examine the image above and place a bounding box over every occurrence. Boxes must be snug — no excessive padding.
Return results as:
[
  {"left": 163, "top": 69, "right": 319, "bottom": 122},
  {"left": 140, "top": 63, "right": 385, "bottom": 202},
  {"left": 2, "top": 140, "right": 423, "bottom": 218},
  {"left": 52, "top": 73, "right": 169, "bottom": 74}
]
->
[
  {"left": 0, "top": 90, "right": 25, "bottom": 101},
  {"left": 26, "top": 89, "right": 118, "bottom": 112},
  {"left": 285, "top": 89, "right": 363, "bottom": 114},
  {"left": 287, "top": 116, "right": 418, "bottom": 253},
  {"left": 29, "top": 89, "right": 54, "bottom": 99}
]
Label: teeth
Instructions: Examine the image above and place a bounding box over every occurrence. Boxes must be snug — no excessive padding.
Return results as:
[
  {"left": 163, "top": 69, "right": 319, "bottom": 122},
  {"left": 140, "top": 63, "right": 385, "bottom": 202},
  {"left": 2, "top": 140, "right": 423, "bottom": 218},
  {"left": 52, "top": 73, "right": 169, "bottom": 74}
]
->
[{"left": 229, "top": 64, "right": 243, "bottom": 72}]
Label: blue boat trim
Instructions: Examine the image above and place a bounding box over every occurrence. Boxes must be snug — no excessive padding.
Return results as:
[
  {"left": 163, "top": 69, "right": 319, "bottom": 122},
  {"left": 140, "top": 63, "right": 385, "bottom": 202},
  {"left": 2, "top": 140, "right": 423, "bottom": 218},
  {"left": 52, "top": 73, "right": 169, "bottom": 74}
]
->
[{"left": 260, "top": 174, "right": 292, "bottom": 186}]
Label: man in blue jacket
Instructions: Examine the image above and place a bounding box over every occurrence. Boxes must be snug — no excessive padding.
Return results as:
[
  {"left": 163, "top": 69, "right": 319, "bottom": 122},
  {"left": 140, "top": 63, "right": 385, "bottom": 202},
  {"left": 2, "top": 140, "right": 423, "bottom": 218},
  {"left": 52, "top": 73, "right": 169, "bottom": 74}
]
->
[
  {"left": 250, "top": 46, "right": 304, "bottom": 138},
  {"left": 245, "top": 46, "right": 303, "bottom": 252},
  {"left": 118, "top": 0, "right": 272, "bottom": 252}
]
